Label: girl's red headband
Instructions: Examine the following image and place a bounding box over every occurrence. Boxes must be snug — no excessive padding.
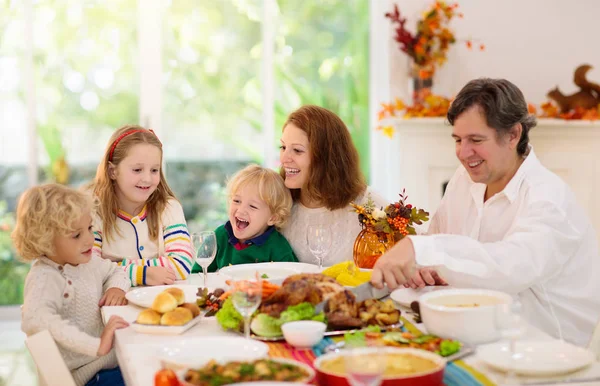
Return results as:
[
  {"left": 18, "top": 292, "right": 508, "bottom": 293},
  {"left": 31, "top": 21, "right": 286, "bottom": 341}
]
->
[{"left": 108, "top": 129, "right": 161, "bottom": 161}]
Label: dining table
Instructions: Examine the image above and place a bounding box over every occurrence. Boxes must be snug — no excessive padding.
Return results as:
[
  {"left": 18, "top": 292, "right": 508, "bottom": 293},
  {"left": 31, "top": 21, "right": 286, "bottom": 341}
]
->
[{"left": 101, "top": 270, "right": 600, "bottom": 386}]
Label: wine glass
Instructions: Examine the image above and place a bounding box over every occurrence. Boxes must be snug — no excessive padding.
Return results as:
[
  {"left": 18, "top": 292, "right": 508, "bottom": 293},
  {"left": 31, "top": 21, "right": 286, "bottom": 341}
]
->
[
  {"left": 307, "top": 224, "right": 332, "bottom": 270},
  {"left": 191, "top": 231, "right": 217, "bottom": 287},
  {"left": 495, "top": 300, "right": 525, "bottom": 384},
  {"left": 231, "top": 279, "right": 262, "bottom": 339},
  {"left": 344, "top": 347, "right": 385, "bottom": 386}
]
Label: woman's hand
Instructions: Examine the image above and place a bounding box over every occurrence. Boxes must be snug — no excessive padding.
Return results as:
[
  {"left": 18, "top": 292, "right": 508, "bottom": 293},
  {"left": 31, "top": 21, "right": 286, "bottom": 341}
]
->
[
  {"left": 146, "top": 266, "right": 177, "bottom": 286},
  {"left": 97, "top": 315, "right": 129, "bottom": 356},
  {"left": 98, "top": 288, "right": 128, "bottom": 306}
]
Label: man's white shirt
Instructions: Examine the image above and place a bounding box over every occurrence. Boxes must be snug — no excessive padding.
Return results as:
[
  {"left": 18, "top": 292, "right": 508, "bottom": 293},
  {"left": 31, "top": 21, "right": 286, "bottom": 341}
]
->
[{"left": 410, "top": 147, "right": 600, "bottom": 346}]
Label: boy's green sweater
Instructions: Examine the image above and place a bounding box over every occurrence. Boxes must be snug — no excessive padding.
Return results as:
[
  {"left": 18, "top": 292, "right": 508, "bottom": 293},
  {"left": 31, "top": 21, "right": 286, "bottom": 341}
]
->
[{"left": 191, "top": 222, "right": 298, "bottom": 273}]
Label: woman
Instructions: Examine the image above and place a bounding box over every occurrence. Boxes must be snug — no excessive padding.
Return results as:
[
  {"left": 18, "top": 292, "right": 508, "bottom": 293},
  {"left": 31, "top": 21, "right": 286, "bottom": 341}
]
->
[{"left": 279, "top": 105, "right": 387, "bottom": 266}]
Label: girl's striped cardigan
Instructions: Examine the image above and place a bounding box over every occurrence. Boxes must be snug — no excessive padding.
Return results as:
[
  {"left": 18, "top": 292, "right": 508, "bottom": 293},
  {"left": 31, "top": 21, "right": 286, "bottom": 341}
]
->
[{"left": 92, "top": 199, "right": 194, "bottom": 286}]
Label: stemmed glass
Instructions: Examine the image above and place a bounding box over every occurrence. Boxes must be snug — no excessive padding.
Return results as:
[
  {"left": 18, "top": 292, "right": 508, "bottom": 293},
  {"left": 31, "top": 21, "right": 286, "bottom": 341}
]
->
[
  {"left": 191, "top": 231, "right": 217, "bottom": 287},
  {"left": 344, "top": 346, "right": 385, "bottom": 386},
  {"left": 307, "top": 224, "right": 332, "bottom": 270},
  {"left": 495, "top": 300, "right": 525, "bottom": 384},
  {"left": 231, "top": 279, "right": 262, "bottom": 339}
]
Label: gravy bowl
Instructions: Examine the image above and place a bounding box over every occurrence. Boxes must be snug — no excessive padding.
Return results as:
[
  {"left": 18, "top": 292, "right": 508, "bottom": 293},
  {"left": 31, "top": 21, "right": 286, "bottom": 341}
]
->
[{"left": 419, "top": 288, "right": 513, "bottom": 345}]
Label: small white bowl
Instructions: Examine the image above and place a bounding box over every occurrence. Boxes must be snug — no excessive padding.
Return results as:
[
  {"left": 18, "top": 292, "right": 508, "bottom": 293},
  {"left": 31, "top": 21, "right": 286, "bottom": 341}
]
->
[{"left": 281, "top": 321, "right": 326, "bottom": 349}]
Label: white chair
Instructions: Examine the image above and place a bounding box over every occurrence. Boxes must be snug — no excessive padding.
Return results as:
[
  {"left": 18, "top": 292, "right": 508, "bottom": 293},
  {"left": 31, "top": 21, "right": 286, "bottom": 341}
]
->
[
  {"left": 588, "top": 315, "right": 600, "bottom": 360},
  {"left": 25, "top": 330, "right": 77, "bottom": 386}
]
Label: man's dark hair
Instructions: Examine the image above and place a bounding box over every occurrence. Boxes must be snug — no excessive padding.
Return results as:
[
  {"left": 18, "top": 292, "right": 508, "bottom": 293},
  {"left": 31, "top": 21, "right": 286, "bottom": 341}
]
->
[{"left": 447, "top": 78, "right": 537, "bottom": 156}]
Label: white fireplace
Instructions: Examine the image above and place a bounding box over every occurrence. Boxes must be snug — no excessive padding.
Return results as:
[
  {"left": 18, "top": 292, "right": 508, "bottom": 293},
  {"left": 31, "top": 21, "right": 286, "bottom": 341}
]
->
[{"left": 373, "top": 117, "right": 600, "bottom": 241}]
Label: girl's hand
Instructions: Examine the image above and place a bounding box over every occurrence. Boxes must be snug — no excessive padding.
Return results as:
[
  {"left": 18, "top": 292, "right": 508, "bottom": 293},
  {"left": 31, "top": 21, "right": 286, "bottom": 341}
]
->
[
  {"left": 97, "top": 315, "right": 129, "bottom": 356},
  {"left": 146, "top": 266, "right": 177, "bottom": 286},
  {"left": 99, "top": 288, "right": 128, "bottom": 307}
]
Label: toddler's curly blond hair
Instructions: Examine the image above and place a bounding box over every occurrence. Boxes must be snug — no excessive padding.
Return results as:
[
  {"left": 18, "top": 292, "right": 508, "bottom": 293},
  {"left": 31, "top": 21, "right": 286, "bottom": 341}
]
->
[
  {"left": 12, "top": 184, "right": 93, "bottom": 262},
  {"left": 227, "top": 164, "right": 292, "bottom": 228}
]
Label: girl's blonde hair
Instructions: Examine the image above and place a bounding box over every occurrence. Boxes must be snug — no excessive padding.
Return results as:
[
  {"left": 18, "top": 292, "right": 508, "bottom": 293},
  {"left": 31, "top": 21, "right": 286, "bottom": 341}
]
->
[
  {"left": 227, "top": 164, "right": 292, "bottom": 228},
  {"left": 91, "top": 125, "right": 176, "bottom": 242},
  {"left": 11, "top": 184, "right": 93, "bottom": 262}
]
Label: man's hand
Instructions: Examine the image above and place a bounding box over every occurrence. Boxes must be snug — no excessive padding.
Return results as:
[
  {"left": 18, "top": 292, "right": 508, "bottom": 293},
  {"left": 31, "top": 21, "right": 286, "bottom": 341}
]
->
[
  {"left": 146, "top": 266, "right": 177, "bottom": 286},
  {"left": 99, "top": 288, "right": 128, "bottom": 307},
  {"left": 404, "top": 267, "right": 448, "bottom": 289},
  {"left": 371, "top": 237, "right": 417, "bottom": 290},
  {"left": 97, "top": 315, "right": 129, "bottom": 356}
]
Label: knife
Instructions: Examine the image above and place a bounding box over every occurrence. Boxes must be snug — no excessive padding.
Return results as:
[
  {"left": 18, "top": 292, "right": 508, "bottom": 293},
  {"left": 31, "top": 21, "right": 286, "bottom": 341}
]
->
[
  {"left": 349, "top": 281, "right": 391, "bottom": 303},
  {"left": 314, "top": 282, "right": 390, "bottom": 314}
]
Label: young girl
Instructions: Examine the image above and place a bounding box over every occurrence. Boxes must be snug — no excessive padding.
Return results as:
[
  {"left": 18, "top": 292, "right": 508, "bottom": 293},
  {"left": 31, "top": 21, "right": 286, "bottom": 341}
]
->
[
  {"left": 14, "top": 184, "right": 130, "bottom": 386},
  {"left": 192, "top": 164, "right": 297, "bottom": 273},
  {"left": 90, "top": 125, "right": 193, "bottom": 286}
]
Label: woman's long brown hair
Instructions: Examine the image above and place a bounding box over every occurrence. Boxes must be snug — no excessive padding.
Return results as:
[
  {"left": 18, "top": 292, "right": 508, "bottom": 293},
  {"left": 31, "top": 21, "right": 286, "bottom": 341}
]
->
[{"left": 280, "top": 105, "right": 366, "bottom": 210}]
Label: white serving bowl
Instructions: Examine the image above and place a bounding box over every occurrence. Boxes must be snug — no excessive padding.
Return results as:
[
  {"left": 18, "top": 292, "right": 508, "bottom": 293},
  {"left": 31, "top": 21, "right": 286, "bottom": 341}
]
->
[
  {"left": 281, "top": 321, "right": 327, "bottom": 349},
  {"left": 419, "top": 288, "right": 513, "bottom": 345}
]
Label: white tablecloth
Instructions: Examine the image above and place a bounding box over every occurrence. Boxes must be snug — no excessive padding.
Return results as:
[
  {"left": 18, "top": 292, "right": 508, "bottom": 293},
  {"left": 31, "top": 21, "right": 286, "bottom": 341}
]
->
[{"left": 103, "top": 273, "right": 600, "bottom": 386}]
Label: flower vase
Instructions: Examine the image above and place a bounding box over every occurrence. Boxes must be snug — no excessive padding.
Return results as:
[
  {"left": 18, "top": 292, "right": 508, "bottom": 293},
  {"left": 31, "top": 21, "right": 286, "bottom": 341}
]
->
[
  {"left": 409, "top": 62, "right": 434, "bottom": 105},
  {"left": 352, "top": 225, "right": 396, "bottom": 269}
]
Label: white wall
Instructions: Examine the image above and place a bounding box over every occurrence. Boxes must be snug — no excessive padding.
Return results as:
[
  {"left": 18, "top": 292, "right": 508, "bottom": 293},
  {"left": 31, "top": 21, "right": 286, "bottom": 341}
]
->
[
  {"left": 385, "top": 0, "right": 600, "bottom": 104},
  {"left": 370, "top": 0, "right": 600, "bottom": 200}
]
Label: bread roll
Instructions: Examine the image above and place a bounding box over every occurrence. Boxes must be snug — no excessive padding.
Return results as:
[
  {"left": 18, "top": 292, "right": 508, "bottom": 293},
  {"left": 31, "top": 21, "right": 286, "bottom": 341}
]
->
[
  {"left": 152, "top": 292, "right": 178, "bottom": 313},
  {"left": 180, "top": 302, "right": 201, "bottom": 318},
  {"left": 164, "top": 287, "right": 185, "bottom": 305},
  {"left": 136, "top": 309, "right": 161, "bottom": 325},
  {"left": 161, "top": 307, "right": 193, "bottom": 326}
]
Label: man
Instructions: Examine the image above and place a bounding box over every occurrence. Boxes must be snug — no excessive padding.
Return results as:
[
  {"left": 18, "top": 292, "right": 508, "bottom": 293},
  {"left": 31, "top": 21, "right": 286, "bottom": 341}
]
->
[{"left": 372, "top": 78, "right": 600, "bottom": 346}]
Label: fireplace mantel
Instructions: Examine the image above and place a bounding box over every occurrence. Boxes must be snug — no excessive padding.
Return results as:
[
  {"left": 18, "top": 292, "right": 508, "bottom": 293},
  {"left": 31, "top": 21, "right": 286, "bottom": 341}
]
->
[{"left": 384, "top": 117, "right": 600, "bottom": 240}]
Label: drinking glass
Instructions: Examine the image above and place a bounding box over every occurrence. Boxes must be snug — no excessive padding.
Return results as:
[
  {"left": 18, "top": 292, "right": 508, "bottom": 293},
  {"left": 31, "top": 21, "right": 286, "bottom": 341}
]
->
[
  {"left": 191, "top": 231, "right": 217, "bottom": 287},
  {"left": 495, "top": 300, "right": 525, "bottom": 384},
  {"left": 344, "top": 347, "right": 385, "bottom": 386},
  {"left": 307, "top": 224, "right": 332, "bottom": 270},
  {"left": 231, "top": 279, "right": 262, "bottom": 339}
]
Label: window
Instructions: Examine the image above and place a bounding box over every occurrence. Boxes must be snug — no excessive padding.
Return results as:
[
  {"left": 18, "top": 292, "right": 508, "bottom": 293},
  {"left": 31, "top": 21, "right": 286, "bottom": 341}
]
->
[{"left": 0, "top": 0, "right": 370, "bottom": 306}]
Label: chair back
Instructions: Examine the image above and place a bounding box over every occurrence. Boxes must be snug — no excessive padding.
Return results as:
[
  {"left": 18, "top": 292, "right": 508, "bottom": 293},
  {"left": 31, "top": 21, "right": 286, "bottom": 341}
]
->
[{"left": 25, "top": 330, "right": 77, "bottom": 386}]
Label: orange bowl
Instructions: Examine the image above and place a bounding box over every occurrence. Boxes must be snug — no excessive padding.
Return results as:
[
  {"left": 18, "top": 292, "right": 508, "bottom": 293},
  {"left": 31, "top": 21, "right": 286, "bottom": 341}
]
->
[{"left": 313, "top": 347, "right": 445, "bottom": 386}]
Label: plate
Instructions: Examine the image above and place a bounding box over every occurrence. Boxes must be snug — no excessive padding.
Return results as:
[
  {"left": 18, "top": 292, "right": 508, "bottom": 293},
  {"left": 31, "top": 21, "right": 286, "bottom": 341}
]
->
[
  {"left": 390, "top": 286, "right": 450, "bottom": 308},
  {"left": 159, "top": 336, "right": 269, "bottom": 370},
  {"left": 246, "top": 321, "right": 404, "bottom": 342},
  {"left": 126, "top": 285, "right": 205, "bottom": 308},
  {"left": 477, "top": 340, "right": 595, "bottom": 376},
  {"left": 218, "top": 262, "right": 320, "bottom": 284},
  {"left": 130, "top": 314, "right": 202, "bottom": 335},
  {"left": 178, "top": 357, "right": 315, "bottom": 386}
]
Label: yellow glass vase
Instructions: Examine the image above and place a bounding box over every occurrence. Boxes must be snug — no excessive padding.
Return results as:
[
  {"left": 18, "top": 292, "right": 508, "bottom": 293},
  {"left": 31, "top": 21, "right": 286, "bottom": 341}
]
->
[{"left": 352, "top": 225, "right": 396, "bottom": 269}]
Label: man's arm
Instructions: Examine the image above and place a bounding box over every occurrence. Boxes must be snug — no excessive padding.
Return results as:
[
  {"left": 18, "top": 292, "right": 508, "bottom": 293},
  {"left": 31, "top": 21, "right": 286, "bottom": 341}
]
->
[{"left": 411, "top": 200, "right": 583, "bottom": 294}]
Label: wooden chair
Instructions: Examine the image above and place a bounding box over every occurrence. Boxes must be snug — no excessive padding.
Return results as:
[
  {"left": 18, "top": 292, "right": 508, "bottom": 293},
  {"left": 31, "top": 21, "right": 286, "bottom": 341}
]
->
[{"left": 25, "top": 330, "right": 76, "bottom": 386}]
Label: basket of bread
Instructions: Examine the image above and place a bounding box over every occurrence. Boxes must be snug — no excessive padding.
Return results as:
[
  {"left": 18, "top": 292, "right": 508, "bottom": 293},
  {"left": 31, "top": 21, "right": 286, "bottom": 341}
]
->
[{"left": 133, "top": 287, "right": 202, "bottom": 335}]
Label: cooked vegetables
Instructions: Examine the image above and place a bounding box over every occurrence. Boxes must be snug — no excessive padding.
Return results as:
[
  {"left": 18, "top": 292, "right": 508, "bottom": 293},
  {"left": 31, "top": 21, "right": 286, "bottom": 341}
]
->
[{"left": 183, "top": 359, "right": 309, "bottom": 385}]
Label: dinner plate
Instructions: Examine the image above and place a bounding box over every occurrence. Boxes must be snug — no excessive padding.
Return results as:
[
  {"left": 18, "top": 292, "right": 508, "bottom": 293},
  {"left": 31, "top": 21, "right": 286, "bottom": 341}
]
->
[
  {"left": 390, "top": 286, "right": 450, "bottom": 308},
  {"left": 130, "top": 313, "right": 202, "bottom": 335},
  {"left": 126, "top": 284, "right": 205, "bottom": 308},
  {"left": 178, "top": 357, "right": 315, "bottom": 385},
  {"left": 218, "top": 262, "right": 320, "bottom": 284},
  {"left": 159, "top": 336, "right": 269, "bottom": 370},
  {"left": 477, "top": 340, "right": 595, "bottom": 376}
]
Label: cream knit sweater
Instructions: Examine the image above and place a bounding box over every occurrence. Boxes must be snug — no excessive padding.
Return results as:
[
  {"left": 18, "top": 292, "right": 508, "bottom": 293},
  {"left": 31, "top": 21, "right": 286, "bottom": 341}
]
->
[
  {"left": 280, "top": 187, "right": 388, "bottom": 266},
  {"left": 21, "top": 255, "right": 131, "bottom": 386}
]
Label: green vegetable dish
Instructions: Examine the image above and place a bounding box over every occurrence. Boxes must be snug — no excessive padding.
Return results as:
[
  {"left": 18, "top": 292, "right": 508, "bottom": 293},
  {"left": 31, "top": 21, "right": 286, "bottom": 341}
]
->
[{"left": 183, "top": 359, "right": 310, "bottom": 386}]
